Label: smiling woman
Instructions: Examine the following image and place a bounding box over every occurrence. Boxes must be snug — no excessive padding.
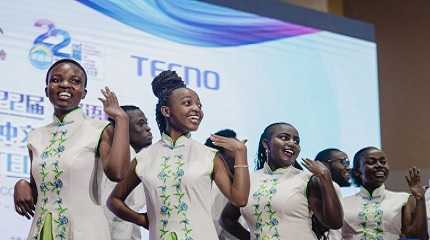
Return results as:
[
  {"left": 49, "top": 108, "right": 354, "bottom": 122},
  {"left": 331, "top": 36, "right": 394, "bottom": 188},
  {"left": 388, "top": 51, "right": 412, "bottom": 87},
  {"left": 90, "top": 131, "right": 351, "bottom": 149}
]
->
[
  {"left": 342, "top": 147, "right": 428, "bottom": 240},
  {"left": 13, "top": 59, "right": 131, "bottom": 240},
  {"left": 220, "top": 122, "right": 343, "bottom": 240},
  {"left": 107, "top": 70, "right": 250, "bottom": 240}
]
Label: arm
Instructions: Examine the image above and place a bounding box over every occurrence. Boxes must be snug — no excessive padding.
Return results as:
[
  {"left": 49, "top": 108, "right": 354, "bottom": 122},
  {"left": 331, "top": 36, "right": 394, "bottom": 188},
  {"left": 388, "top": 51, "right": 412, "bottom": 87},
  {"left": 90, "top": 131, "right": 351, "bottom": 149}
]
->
[
  {"left": 211, "top": 135, "right": 250, "bottom": 207},
  {"left": 107, "top": 159, "right": 148, "bottom": 228},
  {"left": 402, "top": 167, "right": 428, "bottom": 240},
  {"left": 14, "top": 148, "right": 37, "bottom": 219},
  {"left": 98, "top": 87, "right": 130, "bottom": 181},
  {"left": 220, "top": 202, "right": 250, "bottom": 240},
  {"left": 304, "top": 159, "right": 343, "bottom": 230}
]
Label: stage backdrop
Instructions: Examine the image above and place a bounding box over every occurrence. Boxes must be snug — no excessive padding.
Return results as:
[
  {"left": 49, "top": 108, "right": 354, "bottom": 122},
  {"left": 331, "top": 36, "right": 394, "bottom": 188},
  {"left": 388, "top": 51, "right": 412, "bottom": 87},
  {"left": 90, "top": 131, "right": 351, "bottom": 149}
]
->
[{"left": 0, "top": 1, "right": 378, "bottom": 239}]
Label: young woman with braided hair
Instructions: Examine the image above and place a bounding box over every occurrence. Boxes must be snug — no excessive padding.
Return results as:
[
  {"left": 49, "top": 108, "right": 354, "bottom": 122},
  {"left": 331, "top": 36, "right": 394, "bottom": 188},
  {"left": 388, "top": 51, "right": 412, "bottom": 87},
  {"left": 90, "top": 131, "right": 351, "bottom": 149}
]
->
[
  {"left": 108, "top": 70, "right": 250, "bottom": 240},
  {"left": 220, "top": 122, "right": 343, "bottom": 240}
]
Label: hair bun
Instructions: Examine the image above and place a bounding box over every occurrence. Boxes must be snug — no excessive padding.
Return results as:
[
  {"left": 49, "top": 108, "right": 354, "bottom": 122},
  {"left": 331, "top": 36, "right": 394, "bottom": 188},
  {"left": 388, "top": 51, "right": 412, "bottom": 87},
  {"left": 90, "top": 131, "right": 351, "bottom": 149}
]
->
[{"left": 151, "top": 70, "right": 186, "bottom": 99}]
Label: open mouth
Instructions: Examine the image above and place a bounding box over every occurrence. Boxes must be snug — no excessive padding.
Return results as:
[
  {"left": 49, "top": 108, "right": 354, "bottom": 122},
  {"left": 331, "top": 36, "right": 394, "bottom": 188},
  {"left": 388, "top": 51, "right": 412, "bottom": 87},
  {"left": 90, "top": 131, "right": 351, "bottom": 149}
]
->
[
  {"left": 283, "top": 149, "right": 295, "bottom": 158},
  {"left": 188, "top": 115, "right": 200, "bottom": 124},
  {"left": 58, "top": 91, "right": 72, "bottom": 100},
  {"left": 374, "top": 170, "right": 386, "bottom": 177}
]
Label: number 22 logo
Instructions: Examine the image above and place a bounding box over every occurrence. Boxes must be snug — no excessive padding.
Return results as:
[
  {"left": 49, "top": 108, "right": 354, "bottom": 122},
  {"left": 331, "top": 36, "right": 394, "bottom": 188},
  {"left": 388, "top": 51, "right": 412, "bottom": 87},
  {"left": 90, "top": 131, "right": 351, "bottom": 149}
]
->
[{"left": 33, "top": 19, "right": 71, "bottom": 58}]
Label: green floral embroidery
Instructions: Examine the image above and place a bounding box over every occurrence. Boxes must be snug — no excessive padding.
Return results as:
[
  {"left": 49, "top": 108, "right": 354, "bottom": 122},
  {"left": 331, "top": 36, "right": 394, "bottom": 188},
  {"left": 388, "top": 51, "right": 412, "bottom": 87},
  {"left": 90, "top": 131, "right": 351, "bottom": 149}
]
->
[
  {"left": 358, "top": 200, "right": 383, "bottom": 240},
  {"left": 158, "top": 154, "right": 192, "bottom": 240},
  {"left": 251, "top": 177, "right": 280, "bottom": 240},
  {"left": 33, "top": 124, "right": 68, "bottom": 240}
]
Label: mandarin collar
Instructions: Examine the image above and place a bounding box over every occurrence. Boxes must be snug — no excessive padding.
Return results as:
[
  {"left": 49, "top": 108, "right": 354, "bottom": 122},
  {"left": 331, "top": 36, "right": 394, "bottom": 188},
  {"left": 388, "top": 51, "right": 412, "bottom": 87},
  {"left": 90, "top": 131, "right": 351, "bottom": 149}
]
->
[
  {"left": 263, "top": 162, "right": 298, "bottom": 176},
  {"left": 53, "top": 107, "right": 84, "bottom": 126},
  {"left": 359, "top": 184, "right": 386, "bottom": 201},
  {"left": 161, "top": 132, "right": 191, "bottom": 149}
]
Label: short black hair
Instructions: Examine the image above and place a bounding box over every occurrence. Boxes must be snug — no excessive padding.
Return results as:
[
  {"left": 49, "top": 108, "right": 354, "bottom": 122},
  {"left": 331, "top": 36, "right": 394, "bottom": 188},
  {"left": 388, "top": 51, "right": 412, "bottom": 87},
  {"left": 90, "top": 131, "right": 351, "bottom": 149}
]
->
[
  {"left": 204, "top": 129, "right": 237, "bottom": 151},
  {"left": 315, "top": 148, "right": 341, "bottom": 163},
  {"left": 108, "top": 105, "right": 141, "bottom": 127},
  {"left": 351, "top": 146, "right": 379, "bottom": 186},
  {"left": 45, "top": 59, "right": 88, "bottom": 87}
]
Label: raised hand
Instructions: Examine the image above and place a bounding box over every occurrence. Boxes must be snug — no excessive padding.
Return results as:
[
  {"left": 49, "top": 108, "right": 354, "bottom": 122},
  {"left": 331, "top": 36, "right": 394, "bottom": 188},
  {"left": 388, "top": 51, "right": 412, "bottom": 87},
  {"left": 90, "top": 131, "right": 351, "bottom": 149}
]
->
[
  {"left": 14, "top": 180, "right": 35, "bottom": 219},
  {"left": 405, "top": 167, "right": 425, "bottom": 199},
  {"left": 210, "top": 134, "right": 247, "bottom": 154},
  {"left": 302, "top": 158, "right": 331, "bottom": 179},
  {"left": 98, "top": 87, "right": 127, "bottom": 120}
]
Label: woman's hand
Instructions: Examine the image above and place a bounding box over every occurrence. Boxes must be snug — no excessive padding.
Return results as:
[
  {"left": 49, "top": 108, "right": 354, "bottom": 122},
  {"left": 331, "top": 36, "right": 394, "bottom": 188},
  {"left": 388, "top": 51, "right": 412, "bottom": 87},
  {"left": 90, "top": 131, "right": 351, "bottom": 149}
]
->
[
  {"left": 405, "top": 167, "right": 425, "bottom": 199},
  {"left": 98, "top": 87, "right": 127, "bottom": 120},
  {"left": 302, "top": 158, "right": 331, "bottom": 180},
  {"left": 14, "top": 180, "right": 35, "bottom": 219},
  {"left": 209, "top": 134, "right": 247, "bottom": 154}
]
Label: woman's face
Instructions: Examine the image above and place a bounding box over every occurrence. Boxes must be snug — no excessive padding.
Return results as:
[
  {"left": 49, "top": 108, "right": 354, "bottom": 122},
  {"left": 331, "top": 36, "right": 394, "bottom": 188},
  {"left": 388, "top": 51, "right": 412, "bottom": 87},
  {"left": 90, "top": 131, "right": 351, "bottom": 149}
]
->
[
  {"left": 358, "top": 148, "right": 389, "bottom": 188},
  {"left": 164, "top": 88, "right": 203, "bottom": 133},
  {"left": 264, "top": 124, "right": 301, "bottom": 169},
  {"left": 45, "top": 62, "right": 86, "bottom": 114}
]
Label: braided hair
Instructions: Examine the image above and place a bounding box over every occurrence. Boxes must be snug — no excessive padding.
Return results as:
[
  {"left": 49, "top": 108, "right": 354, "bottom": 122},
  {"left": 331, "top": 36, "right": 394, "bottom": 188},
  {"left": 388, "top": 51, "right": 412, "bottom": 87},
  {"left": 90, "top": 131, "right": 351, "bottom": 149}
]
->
[
  {"left": 151, "top": 70, "right": 186, "bottom": 135},
  {"left": 352, "top": 146, "right": 378, "bottom": 187}
]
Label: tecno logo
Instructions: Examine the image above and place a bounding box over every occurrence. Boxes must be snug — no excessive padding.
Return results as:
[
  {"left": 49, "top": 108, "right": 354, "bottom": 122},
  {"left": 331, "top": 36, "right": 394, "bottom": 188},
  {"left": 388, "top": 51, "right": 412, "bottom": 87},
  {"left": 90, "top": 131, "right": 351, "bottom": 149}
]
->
[{"left": 131, "top": 55, "right": 220, "bottom": 90}]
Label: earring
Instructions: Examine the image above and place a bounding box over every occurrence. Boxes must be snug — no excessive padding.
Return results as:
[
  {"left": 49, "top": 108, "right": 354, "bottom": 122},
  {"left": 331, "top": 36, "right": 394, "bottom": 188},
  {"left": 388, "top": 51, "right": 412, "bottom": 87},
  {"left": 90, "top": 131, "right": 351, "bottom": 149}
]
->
[{"left": 265, "top": 148, "right": 270, "bottom": 162}]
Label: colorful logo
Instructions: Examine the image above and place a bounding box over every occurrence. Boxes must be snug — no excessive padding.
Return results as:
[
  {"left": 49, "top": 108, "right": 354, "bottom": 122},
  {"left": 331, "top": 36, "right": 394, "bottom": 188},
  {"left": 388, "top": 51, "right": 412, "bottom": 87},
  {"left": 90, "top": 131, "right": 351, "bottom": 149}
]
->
[
  {"left": 28, "top": 19, "right": 104, "bottom": 81},
  {"left": 29, "top": 19, "right": 81, "bottom": 69}
]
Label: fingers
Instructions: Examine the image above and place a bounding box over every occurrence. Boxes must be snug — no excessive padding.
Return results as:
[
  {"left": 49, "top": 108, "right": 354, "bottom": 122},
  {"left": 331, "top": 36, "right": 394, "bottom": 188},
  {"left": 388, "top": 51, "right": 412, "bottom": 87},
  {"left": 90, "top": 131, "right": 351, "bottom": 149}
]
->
[
  {"left": 15, "top": 201, "right": 33, "bottom": 219},
  {"left": 99, "top": 87, "right": 118, "bottom": 105},
  {"left": 301, "top": 158, "right": 312, "bottom": 171},
  {"left": 405, "top": 175, "right": 411, "bottom": 186}
]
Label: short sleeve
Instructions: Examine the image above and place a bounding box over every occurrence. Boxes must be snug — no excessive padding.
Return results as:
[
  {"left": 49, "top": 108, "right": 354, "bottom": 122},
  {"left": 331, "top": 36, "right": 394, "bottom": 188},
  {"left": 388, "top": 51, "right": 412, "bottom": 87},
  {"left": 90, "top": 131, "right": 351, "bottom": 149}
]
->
[{"left": 134, "top": 148, "right": 149, "bottom": 181}]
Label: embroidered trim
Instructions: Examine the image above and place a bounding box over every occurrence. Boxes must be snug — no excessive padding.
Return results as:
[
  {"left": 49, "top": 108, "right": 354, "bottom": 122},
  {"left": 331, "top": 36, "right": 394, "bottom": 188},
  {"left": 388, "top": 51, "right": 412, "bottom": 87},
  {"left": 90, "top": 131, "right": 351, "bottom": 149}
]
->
[
  {"left": 358, "top": 201, "right": 384, "bottom": 240},
  {"left": 33, "top": 124, "right": 68, "bottom": 240},
  {"left": 158, "top": 154, "right": 192, "bottom": 240},
  {"left": 251, "top": 177, "right": 280, "bottom": 240}
]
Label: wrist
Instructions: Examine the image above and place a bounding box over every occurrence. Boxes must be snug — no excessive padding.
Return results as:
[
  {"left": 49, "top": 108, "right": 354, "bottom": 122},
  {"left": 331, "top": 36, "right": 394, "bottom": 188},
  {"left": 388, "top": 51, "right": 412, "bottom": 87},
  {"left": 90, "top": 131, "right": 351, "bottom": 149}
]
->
[
  {"left": 112, "top": 113, "right": 129, "bottom": 121},
  {"left": 412, "top": 191, "right": 425, "bottom": 200}
]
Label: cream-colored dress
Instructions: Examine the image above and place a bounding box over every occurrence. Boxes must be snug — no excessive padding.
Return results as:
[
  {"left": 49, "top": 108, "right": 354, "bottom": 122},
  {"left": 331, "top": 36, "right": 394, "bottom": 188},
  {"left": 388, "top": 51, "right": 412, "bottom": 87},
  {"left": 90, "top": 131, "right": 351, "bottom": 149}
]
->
[
  {"left": 27, "top": 108, "right": 110, "bottom": 239},
  {"left": 135, "top": 133, "right": 218, "bottom": 240},
  {"left": 342, "top": 185, "right": 409, "bottom": 240},
  {"left": 240, "top": 163, "right": 316, "bottom": 240},
  {"left": 102, "top": 147, "right": 145, "bottom": 240}
]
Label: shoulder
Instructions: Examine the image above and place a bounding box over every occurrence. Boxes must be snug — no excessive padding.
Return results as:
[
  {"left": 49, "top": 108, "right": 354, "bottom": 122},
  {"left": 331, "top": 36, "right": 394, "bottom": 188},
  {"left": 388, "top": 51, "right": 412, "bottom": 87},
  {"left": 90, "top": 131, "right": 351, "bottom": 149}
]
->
[
  {"left": 342, "top": 191, "right": 361, "bottom": 205},
  {"left": 27, "top": 124, "right": 53, "bottom": 143},
  {"left": 189, "top": 138, "right": 218, "bottom": 157},
  {"left": 385, "top": 189, "right": 410, "bottom": 203},
  {"left": 85, "top": 117, "right": 110, "bottom": 131}
]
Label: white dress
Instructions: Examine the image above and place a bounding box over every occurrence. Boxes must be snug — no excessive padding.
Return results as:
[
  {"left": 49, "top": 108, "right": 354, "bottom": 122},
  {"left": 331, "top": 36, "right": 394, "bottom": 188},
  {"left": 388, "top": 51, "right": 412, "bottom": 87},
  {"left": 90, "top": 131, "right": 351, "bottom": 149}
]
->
[
  {"left": 240, "top": 163, "right": 316, "bottom": 240},
  {"left": 135, "top": 133, "right": 218, "bottom": 240},
  {"left": 342, "top": 184, "right": 410, "bottom": 240},
  {"left": 27, "top": 108, "right": 111, "bottom": 239},
  {"left": 102, "top": 147, "right": 145, "bottom": 240}
]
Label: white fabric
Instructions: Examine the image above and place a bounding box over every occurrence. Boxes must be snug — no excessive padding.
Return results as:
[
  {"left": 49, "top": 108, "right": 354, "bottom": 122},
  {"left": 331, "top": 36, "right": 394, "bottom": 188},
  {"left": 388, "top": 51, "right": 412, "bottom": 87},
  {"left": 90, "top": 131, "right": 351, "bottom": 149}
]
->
[
  {"left": 342, "top": 184, "right": 410, "bottom": 240},
  {"left": 135, "top": 133, "right": 218, "bottom": 240},
  {"left": 27, "top": 108, "right": 110, "bottom": 239},
  {"left": 102, "top": 147, "right": 145, "bottom": 240},
  {"left": 240, "top": 163, "right": 316, "bottom": 240},
  {"left": 211, "top": 184, "right": 247, "bottom": 240}
]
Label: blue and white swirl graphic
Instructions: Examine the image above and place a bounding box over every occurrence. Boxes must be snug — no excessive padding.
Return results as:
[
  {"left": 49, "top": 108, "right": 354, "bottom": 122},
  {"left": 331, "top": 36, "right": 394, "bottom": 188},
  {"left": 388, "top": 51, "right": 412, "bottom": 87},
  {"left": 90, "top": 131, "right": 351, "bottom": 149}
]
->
[{"left": 77, "top": 0, "right": 318, "bottom": 47}]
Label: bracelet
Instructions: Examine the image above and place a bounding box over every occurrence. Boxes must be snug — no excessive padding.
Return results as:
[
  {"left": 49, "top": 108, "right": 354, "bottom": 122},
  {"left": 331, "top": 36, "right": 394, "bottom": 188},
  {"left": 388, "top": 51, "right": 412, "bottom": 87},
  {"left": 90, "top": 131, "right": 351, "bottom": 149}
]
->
[{"left": 234, "top": 164, "right": 249, "bottom": 168}]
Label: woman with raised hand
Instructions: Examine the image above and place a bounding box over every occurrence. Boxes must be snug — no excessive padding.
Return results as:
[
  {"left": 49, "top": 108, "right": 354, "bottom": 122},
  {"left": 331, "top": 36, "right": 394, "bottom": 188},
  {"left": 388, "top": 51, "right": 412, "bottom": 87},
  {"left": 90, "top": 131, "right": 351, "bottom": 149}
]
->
[
  {"left": 342, "top": 146, "right": 428, "bottom": 240},
  {"left": 220, "top": 122, "right": 343, "bottom": 240},
  {"left": 13, "top": 59, "right": 130, "bottom": 239},
  {"left": 107, "top": 70, "right": 250, "bottom": 240}
]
